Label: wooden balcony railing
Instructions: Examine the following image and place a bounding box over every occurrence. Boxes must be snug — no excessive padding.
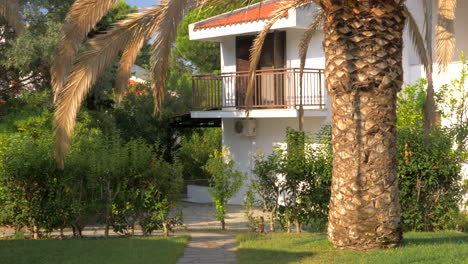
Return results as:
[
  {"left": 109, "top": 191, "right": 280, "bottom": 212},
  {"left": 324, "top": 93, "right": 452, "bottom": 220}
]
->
[{"left": 192, "top": 68, "right": 325, "bottom": 111}]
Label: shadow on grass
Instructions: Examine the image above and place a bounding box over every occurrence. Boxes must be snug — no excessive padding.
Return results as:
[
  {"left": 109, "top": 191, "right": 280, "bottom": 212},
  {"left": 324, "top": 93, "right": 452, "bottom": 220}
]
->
[
  {"left": 237, "top": 248, "right": 315, "bottom": 264},
  {"left": 0, "top": 236, "right": 189, "bottom": 264}
]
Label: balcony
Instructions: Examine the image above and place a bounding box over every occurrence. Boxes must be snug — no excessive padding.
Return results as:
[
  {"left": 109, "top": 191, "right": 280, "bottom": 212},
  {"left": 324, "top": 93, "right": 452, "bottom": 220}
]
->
[{"left": 192, "top": 68, "right": 326, "bottom": 111}]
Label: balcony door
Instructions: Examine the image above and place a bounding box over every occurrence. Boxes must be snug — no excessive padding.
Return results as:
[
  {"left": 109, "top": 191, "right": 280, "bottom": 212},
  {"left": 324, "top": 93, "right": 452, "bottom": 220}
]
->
[{"left": 235, "top": 31, "right": 286, "bottom": 108}]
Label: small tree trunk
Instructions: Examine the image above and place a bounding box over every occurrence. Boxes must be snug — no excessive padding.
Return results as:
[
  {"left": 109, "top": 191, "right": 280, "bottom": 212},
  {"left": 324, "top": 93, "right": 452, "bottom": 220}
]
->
[
  {"left": 295, "top": 220, "right": 302, "bottom": 233},
  {"left": 287, "top": 219, "right": 291, "bottom": 233},
  {"left": 269, "top": 211, "right": 275, "bottom": 232},
  {"left": 221, "top": 219, "right": 226, "bottom": 231},
  {"left": 105, "top": 200, "right": 112, "bottom": 238},
  {"left": 258, "top": 216, "right": 265, "bottom": 234},
  {"left": 78, "top": 226, "right": 83, "bottom": 238},
  {"left": 105, "top": 224, "right": 110, "bottom": 238},
  {"left": 60, "top": 227, "right": 64, "bottom": 239},
  {"left": 32, "top": 225, "right": 39, "bottom": 240},
  {"left": 162, "top": 222, "right": 169, "bottom": 237}
]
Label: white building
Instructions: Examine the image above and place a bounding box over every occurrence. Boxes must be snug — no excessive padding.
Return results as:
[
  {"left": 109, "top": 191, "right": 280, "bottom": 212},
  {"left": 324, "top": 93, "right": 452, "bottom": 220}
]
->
[{"left": 186, "top": 0, "right": 468, "bottom": 205}]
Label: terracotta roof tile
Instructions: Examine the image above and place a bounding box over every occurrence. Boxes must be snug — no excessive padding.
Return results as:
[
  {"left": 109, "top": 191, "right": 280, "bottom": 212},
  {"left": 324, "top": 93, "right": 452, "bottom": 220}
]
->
[{"left": 194, "top": 0, "right": 288, "bottom": 31}]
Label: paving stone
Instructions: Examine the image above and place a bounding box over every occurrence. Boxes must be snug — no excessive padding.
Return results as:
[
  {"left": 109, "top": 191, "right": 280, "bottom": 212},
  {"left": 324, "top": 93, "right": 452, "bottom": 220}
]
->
[{"left": 176, "top": 232, "right": 239, "bottom": 264}]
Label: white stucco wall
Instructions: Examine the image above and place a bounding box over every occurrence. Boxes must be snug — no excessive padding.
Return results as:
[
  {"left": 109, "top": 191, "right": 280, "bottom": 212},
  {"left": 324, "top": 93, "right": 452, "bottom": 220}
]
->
[
  {"left": 222, "top": 117, "right": 327, "bottom": 205},
  {"left": 286, "top": 28, "right": 325, "bottom": 69},
  {"left": 404, "top": 0, "right": 468, "bottom": 67}
]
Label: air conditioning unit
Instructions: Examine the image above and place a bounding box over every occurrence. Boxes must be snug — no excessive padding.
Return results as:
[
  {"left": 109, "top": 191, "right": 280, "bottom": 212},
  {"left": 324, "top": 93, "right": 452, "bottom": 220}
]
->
[{"left": 234, "top": 119, "right": 256, "bottom": 137}]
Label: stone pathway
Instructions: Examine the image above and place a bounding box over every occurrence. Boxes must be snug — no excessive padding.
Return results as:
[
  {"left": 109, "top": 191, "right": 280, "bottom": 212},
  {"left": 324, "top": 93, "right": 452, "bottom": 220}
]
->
[
  {"left": 180, "top": 201, "right": 263, "bottom": 231},
  {"left": 177, "top": 231, "right": 237, "bottom": 264}
]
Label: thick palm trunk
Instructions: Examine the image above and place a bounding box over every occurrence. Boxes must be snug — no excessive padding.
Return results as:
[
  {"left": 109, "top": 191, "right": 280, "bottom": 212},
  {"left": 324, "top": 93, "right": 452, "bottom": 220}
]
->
[{"left": 322, "top": 3, "right": 405, "bottom": 250}]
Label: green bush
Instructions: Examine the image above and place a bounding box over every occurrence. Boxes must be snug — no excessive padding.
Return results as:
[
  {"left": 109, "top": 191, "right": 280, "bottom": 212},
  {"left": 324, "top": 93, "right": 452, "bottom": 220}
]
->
[
  {"left": 250, "top": 126, "right": 332, "bottom": 233},
  {"left": 0, "top": 91, "right": 185, "bottom": 238},
  {"left": 204, "top": 148, "right": 245, "bottom": 230},
  {"left": 178, "top": 128, "right": 222, "bottom": 182},
  {"left": 397, "top": 66, "right": 466, "bottom": 231},
  {"left": 398, "top": 128, "right": 463, "bottom": 231}
]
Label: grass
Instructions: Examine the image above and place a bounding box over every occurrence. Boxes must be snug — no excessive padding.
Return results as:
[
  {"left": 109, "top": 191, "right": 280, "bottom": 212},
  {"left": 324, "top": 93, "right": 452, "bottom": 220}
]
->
[
  {"left": 0, "top": 235, "right": 190, "bottom": 264},
  {"left": 236, "top": 232, "right": 468, "bottom": 264}
]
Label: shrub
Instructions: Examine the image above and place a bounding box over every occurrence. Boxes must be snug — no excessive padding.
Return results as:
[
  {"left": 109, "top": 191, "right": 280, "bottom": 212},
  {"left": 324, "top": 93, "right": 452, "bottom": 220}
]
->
[
  {"left": 398, "top": 128, "right": 464, "bottom": 231},
  {"left": 250, "top": 126, "right": 332, "bottom": 233},
  {"left": 178, "top": 128, "right": 222, "bottom": 182},
  {"left": 204, "top": 148, "right": 245, "bottom": 230}
]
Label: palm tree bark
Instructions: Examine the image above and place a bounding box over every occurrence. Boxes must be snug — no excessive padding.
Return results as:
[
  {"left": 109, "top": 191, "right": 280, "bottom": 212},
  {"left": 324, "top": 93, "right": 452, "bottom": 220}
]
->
[{"left": 322, "top": 2, "right": 404, "bottom": 250}]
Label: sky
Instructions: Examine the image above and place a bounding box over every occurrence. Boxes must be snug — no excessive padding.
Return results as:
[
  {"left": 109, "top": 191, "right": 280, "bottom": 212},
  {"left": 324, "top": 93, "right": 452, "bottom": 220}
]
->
[{"left": 125, "top": 0, "right": 158, "bottom": 8}]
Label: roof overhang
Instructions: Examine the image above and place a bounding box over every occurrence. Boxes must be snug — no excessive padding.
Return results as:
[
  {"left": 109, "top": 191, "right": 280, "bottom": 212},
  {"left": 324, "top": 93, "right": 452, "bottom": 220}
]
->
[{"left": 189, "top": 0, "right": 319, "bottom": 42}]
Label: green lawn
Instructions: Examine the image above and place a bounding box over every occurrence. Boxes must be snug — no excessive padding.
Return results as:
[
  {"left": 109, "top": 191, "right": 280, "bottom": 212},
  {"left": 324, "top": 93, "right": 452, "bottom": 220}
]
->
[
  {"left": 237, "top": 232, "right": 468, "bottom": 264},
  {"left": 0, "top": 235, "right": 190, "bottom": 264}
]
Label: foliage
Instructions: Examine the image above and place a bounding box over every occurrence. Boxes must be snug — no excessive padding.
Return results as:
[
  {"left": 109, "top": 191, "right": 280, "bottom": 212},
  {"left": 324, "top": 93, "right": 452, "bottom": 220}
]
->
[
  {"left": 397, "top": 128, "right": 463, "bottom": 231},
  {"left": 0, "top": 0, "right": 134, "bottom": 105},
  {"left": 0, "top": 134, "right": 57, "bottom": 236},
  {"left": 139, "top": 156, "right": 184, "bottom": 236},
  {"left": 0, "top": 91, "right": 184, "bottom": 238},
  {"left": 177, "top": 128, "right": 222, "bottom": 181},
  {"left": 397, "top": 79, "right": 427, "bottom": 130},
  {"left": 251, "top": 151, "right": 281, "bottom": 232},
  {"left": 204, "top": 148, "right": 245, "bottom": 230},
  {"left": 113, "top": 83, "right": 191, "bottom": 161},
  {"left": 0, "top": 0, "right": 74, "bottom": 97},
  {"left": 435, "top": 52, "right": 468, "bottom": 153},
  {"left": 397, "top": 68, "right": 466, "bottom": 231},
  {"left": 250, "top": 127, "right": 332, "bottom": 233}
]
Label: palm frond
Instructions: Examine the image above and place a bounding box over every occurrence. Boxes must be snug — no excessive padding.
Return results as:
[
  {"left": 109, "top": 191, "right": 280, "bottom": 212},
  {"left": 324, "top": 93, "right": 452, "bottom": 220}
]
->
[
  {"left": 299, "top": 9, "right": 324, "bottom": 92},
  {"left": 245, "top": 0, "right": 303, "bottom": 112},
  {"left": 51, "top": 0, "right": 120, "bottom": 102},
  {"left": 421, "top": 0, "right": 437, "bottom": 133},
  {"left": 296, "top": 8, "right": 324, "bottom": 130},
  {"left": 54, "top": 8, "right": 162, "bottom": 169},
  {"left": 115, "top": 36, "right": 148, "bottom": 107},
  {"left": 150, "top": 0, "right": 197, "bottom": 114},
  {"left": 404, "top": 6, "right": 430, "bottom": 74},
  {"left": 436, "top": 0, "right": 457, "bottom": 71},
  {"left": 0, "top": 0, "right": 25, "bottom": 34}
]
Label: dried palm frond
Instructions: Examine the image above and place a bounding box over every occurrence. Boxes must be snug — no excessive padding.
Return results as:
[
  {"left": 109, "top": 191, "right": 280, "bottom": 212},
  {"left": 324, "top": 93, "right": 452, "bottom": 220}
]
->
[
  {"left": 0, "top": 0, "right": 25, "bottom": 34},
  {"left": 51, "top": 0, "right": 120, "bottom": 102},
  {"left": 297, "top": 9, "right": 324, "bottom": 130},
  {"left": 150, "top": 0, "right": 197, "bottom": 114},
  {"left": 421, "top": 0, "right": 437, "bottom": 133},
  {"left": 115, "top": 36, "right": 148, "bottom": 107},
  {"left": 404, "top": 6, "right": 430, "bottom": 74},
  {"left": 436, "top": 0, "right": 457, "bottom": 72},
  {"left": 54, "top": 8, "right": 162, "bottom": 169},
  {"left": 245, "top": 0, "right": 303, "bottom": 112}
]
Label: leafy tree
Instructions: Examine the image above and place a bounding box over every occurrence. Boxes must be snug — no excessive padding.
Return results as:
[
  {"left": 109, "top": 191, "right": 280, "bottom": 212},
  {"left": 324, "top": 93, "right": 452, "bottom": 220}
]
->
[
  {"left": 436, "top": 52, "right": 468, "bottom": 152},
  {"left": 204, "top": 148, "right": 245, "bottom": 230},
  {"left": 250, "top": 127, "right": 332, "bottom": 233},
  {"left": 397, "top": 79, "right": 427, "bottom": 130},
  {"left": 251, "top": 151, "right": 281, "bottom": 232},
  {"left": 0, "top": 0, "right": 74, "bottom": 98},
  {"left": 178, "top": 128, "right": 222, "bottom": 181},
  {"left": 397, "top": 76, "right": 465, "bottom": 232}
]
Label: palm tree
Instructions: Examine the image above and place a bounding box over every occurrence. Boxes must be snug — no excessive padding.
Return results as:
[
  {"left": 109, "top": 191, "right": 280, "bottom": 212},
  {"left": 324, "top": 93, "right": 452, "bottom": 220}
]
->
[
  {"left": 0, "top": 0, "right": 455, "bottom": 250},
  {"left": 245, "top": 0, "right": 457, "bottom": 250}
]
